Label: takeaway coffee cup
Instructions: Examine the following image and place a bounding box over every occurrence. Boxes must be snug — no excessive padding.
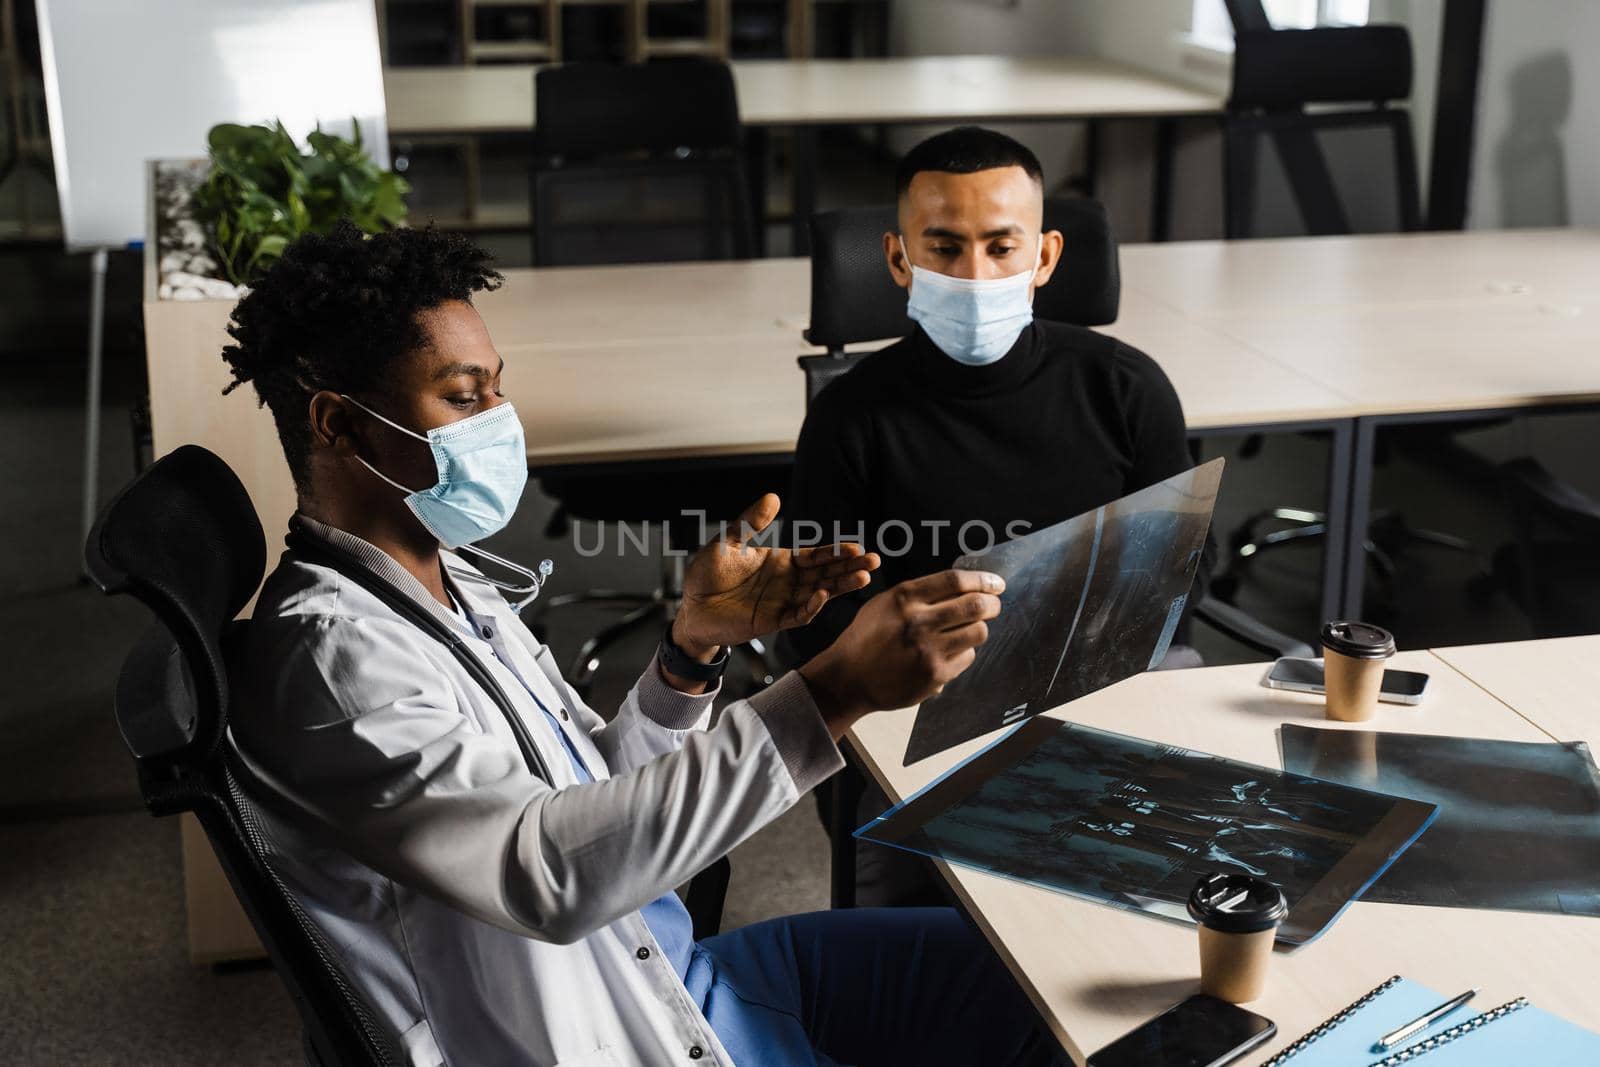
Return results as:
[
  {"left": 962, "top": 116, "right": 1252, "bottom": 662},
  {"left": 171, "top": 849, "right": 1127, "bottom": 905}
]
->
[
  {"left": 1187, "top": 872, "right": 1288, "bottom": 1004},
  {"left": 1321, "top": 621, "right": 1397, "bottom": 722}
]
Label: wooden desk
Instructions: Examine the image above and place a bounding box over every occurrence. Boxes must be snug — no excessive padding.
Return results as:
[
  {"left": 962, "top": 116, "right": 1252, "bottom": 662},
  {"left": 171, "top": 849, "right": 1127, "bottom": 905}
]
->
[
  {"left": 1119, "top": 229, "right": 1600, "bottom": 317},
  {"left": 491, "top": 258, "right": 1357, "bottom": 468},
  {"left": 383, "top": 56, "right": 1224, "bottom": 241},
  {"left": 1122, "top": 228, "right": 1600, "bottom": 618},
  {"left": 383, "top": 56, "right": 1225, "bottom": 135},
  {"left": 1119, "top": 230, "right": 1600, "bottom": 419},
  {"left": 1432, "top": 636, "right": 1600, "bottom": 747},
  {"left": 844, "top": 651, "right": 1600, "bottom": 1064}
]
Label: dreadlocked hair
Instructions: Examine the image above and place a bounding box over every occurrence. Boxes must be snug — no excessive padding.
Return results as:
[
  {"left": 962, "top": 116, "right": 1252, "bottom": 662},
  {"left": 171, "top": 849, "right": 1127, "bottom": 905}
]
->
[{"left": 220, "top": 221, "right": 503, "bottom": 493}]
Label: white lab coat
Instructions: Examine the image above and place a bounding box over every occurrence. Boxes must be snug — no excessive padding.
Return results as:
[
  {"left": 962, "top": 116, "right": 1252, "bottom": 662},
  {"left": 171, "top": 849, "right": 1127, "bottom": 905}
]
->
[{"left": 228, "top": 515, "right": 844, "bottom": 1066}]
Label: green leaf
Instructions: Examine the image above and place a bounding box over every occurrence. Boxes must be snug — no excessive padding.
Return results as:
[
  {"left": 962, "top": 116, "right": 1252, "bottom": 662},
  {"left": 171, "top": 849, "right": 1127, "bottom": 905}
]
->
[{"left": 192, "top": 118, "right": 409, "bottom": 284}]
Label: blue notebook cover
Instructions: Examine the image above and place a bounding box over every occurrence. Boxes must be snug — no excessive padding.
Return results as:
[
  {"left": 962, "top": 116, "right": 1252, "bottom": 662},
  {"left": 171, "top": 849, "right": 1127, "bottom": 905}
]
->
[
  {"left": 1264, "top": 977, "right": 1600, "bottom": 1066},
  {"left": 1262, "top": 977, "right": 1450, "bottom": 1066},
  {"left": 1372, "top": 998, "right": 1600, "bottom": 1067}
]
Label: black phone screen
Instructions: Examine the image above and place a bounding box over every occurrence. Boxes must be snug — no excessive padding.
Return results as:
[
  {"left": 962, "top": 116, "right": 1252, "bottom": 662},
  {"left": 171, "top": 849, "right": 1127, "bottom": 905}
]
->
[{"left": 1086, "top": 995, "right": 1276, "bottom": 1067}]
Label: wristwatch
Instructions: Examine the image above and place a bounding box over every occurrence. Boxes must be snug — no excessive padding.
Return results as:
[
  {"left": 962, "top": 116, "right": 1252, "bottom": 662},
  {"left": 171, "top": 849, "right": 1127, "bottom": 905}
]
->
[{"left": 659, "top": 621, "right": 730, "bottom": 683}]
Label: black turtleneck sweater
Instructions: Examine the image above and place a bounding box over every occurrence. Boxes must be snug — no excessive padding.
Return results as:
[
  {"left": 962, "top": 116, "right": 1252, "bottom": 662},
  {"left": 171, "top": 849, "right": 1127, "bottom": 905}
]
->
[{"left": 779, "top": 320, "right": 1207, "bottom": 666}]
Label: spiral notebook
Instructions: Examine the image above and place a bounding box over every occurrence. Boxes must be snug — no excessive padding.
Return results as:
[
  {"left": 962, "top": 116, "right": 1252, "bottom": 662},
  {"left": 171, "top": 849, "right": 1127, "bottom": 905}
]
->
[{"left": 1263, "top": 976, "right": 1600, "bottom": 1066}]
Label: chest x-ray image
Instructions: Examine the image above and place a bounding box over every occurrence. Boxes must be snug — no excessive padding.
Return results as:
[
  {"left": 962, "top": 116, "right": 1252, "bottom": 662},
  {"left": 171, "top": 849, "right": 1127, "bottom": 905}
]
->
[{"left": 903, "top": 459, "right": 1223, "bottom": 765}]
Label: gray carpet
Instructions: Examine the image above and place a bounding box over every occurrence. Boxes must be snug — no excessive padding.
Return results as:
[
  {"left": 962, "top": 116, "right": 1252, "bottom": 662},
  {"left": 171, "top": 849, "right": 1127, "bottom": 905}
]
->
[{"left": 0, "top": 813, "right": 300, "bottom": 1065}]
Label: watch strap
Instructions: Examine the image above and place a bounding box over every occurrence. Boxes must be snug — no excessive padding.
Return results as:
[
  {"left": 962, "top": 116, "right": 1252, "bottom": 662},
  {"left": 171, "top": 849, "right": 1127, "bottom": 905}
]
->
[{"left": 659, "top": 621, "right": 729, "bottom": 683}]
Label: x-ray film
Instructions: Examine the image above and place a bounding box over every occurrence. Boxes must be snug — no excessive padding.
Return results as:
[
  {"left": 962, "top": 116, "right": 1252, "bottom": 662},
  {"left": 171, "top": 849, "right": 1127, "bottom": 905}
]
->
[
  {"left": 859, "top": 718, "right": 1437, "bottom": 945},
  {"left": 903, "top": 459, "right": 1223, "bottom": 766},
  {"left": 1279, "top": 725, "right": 1600, "bottom": 916}
]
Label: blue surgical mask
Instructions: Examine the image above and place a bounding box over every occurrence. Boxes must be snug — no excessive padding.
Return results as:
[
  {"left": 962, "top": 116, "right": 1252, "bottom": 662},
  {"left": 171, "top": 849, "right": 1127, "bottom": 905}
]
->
[
  {"left": 901, "top": 236, "right": 1040, "bottom": 366},
  {"left": 344, "top": 396, "right": 529, "bottom": 549}
]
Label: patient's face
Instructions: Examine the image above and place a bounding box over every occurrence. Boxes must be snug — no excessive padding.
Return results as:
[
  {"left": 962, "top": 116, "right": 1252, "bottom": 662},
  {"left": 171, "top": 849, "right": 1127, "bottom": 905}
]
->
[{"left": 888, "top": 166, "right": 1049, "bottom": 285}]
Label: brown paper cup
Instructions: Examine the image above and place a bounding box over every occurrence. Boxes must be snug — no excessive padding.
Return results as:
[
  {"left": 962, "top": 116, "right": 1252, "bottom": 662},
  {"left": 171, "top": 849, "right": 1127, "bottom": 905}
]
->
[
  {"left": 1323, "top": 646, "right": 1386, "bottom": 722},
  {"left": 1197, "top": 924, "right": 1276, "bottom": 1003}
]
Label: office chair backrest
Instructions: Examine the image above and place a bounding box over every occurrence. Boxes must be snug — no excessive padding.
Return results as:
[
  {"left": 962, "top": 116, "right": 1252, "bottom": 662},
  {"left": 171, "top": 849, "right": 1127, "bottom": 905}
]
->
[
  {"left": 530, "top": 59, "right": 753, "bottom": 266},
  {"left": 84, "top": 445, "right": 263, "bottom": 765},
  {"left": 803, "top": 197, "right": 1120, "bottom": 354},
  {"left": 1220, "top": 6, "right": 1419, "bottom": 237},
  {"left": 1230, "top": 26, "right": 1412, "bottom": 110},
  {"left": 533, "top": 59, "right": 741, "bottom": 159},
  {"left": 84, "top": 445, "right": 396, "bottom": 1067}
]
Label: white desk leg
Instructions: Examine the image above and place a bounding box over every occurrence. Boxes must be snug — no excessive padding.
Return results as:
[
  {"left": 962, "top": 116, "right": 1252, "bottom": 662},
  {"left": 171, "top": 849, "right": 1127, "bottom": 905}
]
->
[{"left": 80, "top": 246, "right": 108, "bottom": 568}]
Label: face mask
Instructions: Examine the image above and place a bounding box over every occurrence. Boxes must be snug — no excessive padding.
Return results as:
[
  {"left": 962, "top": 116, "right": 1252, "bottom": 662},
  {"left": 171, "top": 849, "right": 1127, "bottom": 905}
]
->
[
  {"left": 343, "top": 396, "right": 529, "bottom": 549},
  {"left": 901, "top": 236, "right": 1041, "bottom": 366}
]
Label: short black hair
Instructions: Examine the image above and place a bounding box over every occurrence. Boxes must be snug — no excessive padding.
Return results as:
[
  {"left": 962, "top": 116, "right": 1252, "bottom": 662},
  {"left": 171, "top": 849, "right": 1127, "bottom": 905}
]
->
[
  {"left": 894, "top": 126, "right": 1045, "bottom": 198},
  {"left": 221, "top": 221, "right": 502, "bottom": 493}
]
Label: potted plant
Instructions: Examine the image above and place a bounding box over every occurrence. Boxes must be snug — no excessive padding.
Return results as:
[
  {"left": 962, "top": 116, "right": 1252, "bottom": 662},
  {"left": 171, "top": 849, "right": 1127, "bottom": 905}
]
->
[{"left": 155, "top": 119, "right": 408, "bottom": 299}]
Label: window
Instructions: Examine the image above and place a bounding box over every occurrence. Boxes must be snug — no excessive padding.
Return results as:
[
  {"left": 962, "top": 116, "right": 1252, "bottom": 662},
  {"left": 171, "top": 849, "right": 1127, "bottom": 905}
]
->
[{"left": 1192, "top": 0, "right": 1369, "bottom": 46}]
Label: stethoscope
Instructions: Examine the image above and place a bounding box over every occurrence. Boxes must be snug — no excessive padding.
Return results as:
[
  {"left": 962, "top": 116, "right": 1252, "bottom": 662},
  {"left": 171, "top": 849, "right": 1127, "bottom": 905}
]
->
[
  {"left": 286, "top": 529, "right": 556, "bottom": 784},
  {"left": 450, "top": 543, "right": 554, "bottom": 614}
]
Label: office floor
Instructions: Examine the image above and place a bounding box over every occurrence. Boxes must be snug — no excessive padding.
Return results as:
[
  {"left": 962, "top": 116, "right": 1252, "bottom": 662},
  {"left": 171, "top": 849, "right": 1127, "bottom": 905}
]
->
[{"left": 5, "top": 138, "right": 1599, "bottom": 1061}]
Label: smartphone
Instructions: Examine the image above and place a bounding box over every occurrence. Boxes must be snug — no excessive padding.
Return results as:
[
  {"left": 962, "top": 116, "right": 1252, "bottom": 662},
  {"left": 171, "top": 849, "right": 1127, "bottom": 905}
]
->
[
  {"left": 1086, "top": 994, "right": 1277, "bottom": 1067},
  {"left": 1263, "top": 656, "right": 1430, "bottom": 705}
]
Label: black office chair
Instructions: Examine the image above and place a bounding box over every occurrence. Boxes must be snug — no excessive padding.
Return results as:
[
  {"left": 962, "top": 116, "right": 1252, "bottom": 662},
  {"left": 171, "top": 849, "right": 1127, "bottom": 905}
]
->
[
  {"left": 530, "top": 59, "right": 755, "bottom": 266},
  {"left": 86, "top": 447, "right": 734, "bottom": 1061},
  {"left": 1221, "top": 1, "right": 1421, "bottom": 238},
  {"left": 83, "top": 445, "right": 396, "bottom": 1067},
  {"left": 797, "top": 201, "right": 1313, "bottom": 908},
  {"left": 527, "top": 59, "right": 787, "bottom": 695}
]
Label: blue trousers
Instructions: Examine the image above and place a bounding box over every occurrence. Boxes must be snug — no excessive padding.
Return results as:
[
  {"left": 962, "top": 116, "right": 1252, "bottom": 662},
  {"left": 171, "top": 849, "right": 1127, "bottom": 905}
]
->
[{"left": 685, "top": 907, "right": 1067, "bottom": 1067}]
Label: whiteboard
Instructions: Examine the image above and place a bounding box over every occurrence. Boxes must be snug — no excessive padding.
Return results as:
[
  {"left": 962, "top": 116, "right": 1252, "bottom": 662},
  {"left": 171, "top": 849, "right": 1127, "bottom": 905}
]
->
[{"left": 35, "top": 0, "right": 388, "bottom": 251}]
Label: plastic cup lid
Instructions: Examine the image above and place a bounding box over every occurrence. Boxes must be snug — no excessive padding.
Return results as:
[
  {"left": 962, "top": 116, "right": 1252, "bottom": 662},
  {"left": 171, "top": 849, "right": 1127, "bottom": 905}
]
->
[
  {"left": 1187, "top": 872, "right": 1288, "bottom": 933},
  {"left": 1321, "top": 620, "right": 1396, "bottom": 660}
]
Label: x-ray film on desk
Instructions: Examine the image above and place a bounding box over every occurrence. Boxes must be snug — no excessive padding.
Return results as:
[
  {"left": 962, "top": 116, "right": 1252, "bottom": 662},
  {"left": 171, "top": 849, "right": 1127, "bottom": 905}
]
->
[
  {"left": 903, "top": 458, "right": 1224, "bottom": 765},
  {"left": 860, "top": 718, "right": 1437, "bottom": 945},
  {"left": 1279, "top": 725, "right": 1600, "bottom": 916}
]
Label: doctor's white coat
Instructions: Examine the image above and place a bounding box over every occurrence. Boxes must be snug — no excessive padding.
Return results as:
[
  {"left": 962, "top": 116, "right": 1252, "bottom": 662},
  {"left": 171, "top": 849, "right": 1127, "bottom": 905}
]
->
[{"left": 229, "top": 515, "right": 844, "bottom": 1066}]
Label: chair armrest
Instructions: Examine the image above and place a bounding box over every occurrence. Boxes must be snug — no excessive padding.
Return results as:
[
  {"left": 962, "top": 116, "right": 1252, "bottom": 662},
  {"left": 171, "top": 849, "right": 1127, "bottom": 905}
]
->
[{"left": 1192, "top": 596, "right": 1315, "bottom": 659}]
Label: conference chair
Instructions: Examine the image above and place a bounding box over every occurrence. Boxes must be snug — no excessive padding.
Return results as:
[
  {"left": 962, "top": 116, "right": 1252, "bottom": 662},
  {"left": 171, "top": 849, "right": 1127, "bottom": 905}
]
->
[
  {"left": 85, "top": 446, "right": 733, "bottom": 1064},
  {"left": 529, "top": 59, "right": 787, "bottom": 695},
  {"left": 796, "top": 202, "right": 1313, "bottom": 908},
  {"left": 84, "top": 445, "right": 396, "bottom": 1067},
  {"left": 1221, "top": 0, "right": 1421, "bottom": 238},
  {"left": 530, "top": 58, "right": 754, "bottom": 266}
]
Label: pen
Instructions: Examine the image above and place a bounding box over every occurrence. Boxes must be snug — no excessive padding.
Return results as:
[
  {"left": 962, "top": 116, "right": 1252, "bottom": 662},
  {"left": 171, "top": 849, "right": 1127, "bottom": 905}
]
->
[{"left": 1375, "top": 989, "right": 1479, "bottom": 1052}]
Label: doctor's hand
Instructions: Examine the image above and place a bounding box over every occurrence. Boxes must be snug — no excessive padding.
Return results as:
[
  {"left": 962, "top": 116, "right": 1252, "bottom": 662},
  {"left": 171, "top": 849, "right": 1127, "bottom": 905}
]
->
[
  {"left": 799, "top": 568, "right": 1005, "bottom": 741},
  {"left": 671, "top": 494, "right": 880, "bottom": 659}
]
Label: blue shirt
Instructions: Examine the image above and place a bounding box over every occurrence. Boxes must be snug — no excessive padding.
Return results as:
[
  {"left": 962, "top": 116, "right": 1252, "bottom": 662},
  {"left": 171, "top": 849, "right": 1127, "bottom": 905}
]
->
[{"left": 447, "top": 596, "right": 696, "bottom": 979}]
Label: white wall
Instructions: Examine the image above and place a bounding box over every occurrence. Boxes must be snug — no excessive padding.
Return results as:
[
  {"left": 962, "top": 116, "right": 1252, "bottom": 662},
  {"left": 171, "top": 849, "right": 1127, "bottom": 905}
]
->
[
  {"left": 1468, "top": 0, "right": 1598, "bottom": 229},
  {"left": 1375, "top": 0, "right": 1598, "bottom": 230}
]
